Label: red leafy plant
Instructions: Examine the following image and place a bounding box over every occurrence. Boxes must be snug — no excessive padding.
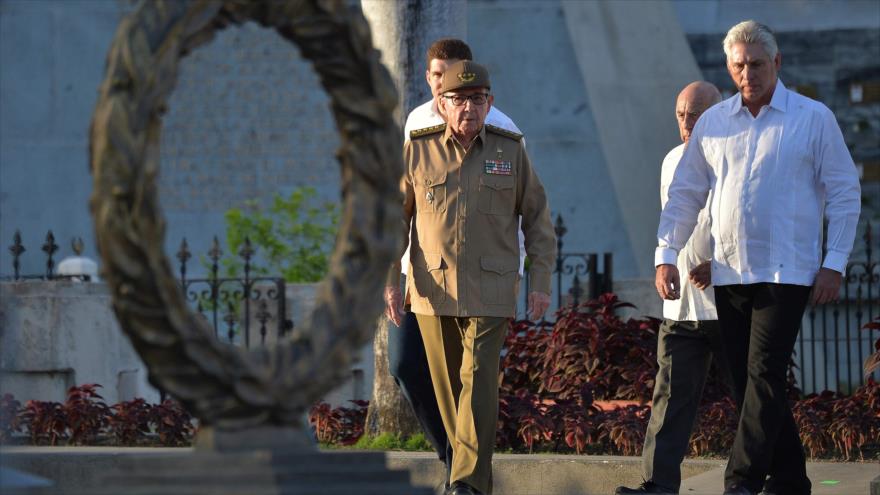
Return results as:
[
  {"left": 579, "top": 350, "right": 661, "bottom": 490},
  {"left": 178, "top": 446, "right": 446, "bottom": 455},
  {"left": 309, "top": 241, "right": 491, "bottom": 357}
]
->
[
  {"left": 308, "top": 400, "right": 369, "bottom": 446},
  {"left": 151, "top": 399, "right": 194, "bottom": 447},
  {"left": 19, "top": 400, "right": 67, "bottom": 445},
  {"left": 689, "top": 397, "right": 737, "bottom": 456},
  {"left": 597, "top": 404, "right": 651, "bottom": 455},
  {"left": 7, "top": 385, "right": 194, "bottom": 447},
  {"left": 63, "top": 384, "right": 111, "bottom": 445},
  {"left": 496, "top": 294, "right": 661, "bottom": 454},
  {"left": 792, "top": 390, "right": 838, "bottom": 459},
  {"left": 109, "top": 398, "right": 154, "bottom": 446},
  {"left": 540, "top": 294, "right": 659, "bottom": 402},
  {"left": 825, "top": 379, "right": 880, "bottom": 460}
]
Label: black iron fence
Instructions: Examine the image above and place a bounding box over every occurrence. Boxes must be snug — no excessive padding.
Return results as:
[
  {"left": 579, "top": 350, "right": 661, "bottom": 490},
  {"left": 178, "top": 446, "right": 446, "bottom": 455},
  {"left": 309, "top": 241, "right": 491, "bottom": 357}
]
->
[
  {"left": 520, "top": 215, "right": 614, "bottom": 319},
  {"left": 4, "top": 230, "right": 67, "bottom": 281},
  {"left": 175, "top": 237, "right": 291, "bottom": 348},
  {"left": 3, "top": 230, "right": 290, "bottom": 348},
  {"left": 6, "top": 221, "right": 878, "bottom": 394},
  {"left": 797, "top": 223, "right": 879, "bottom": 394}
]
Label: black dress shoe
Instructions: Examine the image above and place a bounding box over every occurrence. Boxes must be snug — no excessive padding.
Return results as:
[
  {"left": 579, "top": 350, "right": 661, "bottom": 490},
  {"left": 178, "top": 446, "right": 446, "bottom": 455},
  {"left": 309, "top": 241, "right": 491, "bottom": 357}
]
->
[
  {"left": 450, "top": 481, "right": 482, "bottom": 495},
  {"left": 615, "top": 480, "right": 677, "bottom": 494}
]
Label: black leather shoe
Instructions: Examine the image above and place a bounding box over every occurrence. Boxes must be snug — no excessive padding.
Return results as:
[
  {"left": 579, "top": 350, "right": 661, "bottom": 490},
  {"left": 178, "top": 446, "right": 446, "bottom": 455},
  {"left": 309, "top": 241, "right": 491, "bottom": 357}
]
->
[
  {"left": 450, "top": 481, "right": 482, "bottom": 495},
  {"left": 615, "top": 480, "right": 677, "bottom": 494}
]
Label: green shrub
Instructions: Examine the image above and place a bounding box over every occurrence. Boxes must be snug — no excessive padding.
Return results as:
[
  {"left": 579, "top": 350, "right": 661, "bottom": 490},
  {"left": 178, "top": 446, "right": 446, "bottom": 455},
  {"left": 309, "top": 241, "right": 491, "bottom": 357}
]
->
[
  {"left": 367, "top": 432, "right": 402, "bottom": 450},
  {"left": 402, "top": 432, "right": 432, "bottom": 451},
  {"left": 220, "top": 186, "right": 339, "bottom": 283}
]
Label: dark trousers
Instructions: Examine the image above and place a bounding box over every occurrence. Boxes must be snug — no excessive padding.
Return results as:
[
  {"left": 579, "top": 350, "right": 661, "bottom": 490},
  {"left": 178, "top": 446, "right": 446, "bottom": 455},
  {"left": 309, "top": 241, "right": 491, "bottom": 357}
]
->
[
  {"left": 642, "top": 319, "right": 729, "bottom": 493},
  {"left": 714, "top": 284, "right": 812, "bottom": 495},
  {"left": 387, "top": 311, "right": 452, "bottom": 472}
]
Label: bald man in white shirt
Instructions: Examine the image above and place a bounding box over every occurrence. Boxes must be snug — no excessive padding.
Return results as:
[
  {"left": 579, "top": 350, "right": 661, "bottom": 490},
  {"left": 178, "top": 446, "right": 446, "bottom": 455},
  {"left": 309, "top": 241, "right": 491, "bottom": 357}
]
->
[
  {"left": 617, "top": 81, "right": 726, "bottom": 495},
  {"left": 656, "top": 21, "right": 861, "bottom": 495}
]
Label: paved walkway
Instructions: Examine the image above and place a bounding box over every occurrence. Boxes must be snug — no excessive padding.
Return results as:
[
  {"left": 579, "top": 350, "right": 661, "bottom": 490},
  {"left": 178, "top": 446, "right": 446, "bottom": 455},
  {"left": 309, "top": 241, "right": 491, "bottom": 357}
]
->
[
  {"left": 389, "top": 452, "right": 880, "bottom": 495},
  {"left": 2, "top": 447, "right": 877, "bottom": 494},
  {"left": 680, "top": 461, "right": 879, "bottom": 495}
]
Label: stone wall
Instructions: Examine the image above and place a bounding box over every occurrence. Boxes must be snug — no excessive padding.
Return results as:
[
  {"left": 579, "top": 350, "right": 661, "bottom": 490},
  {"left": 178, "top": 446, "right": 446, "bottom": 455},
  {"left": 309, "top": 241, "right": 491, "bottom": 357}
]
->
[
  {"left": 0, "top": 281, "right": 158, "bottom": 404},
  {"left": 0, "top": 280, "right": 369, "bottom": 408},
  {"left": 0, "top": 0, "right": 340, "bottom": 278}
]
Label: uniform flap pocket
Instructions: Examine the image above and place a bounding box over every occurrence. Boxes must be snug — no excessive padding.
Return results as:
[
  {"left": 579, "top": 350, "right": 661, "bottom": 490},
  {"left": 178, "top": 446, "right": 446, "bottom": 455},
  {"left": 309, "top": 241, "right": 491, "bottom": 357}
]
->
[
  {"left": 481, "top": 175, "right": 514, "bottom": 190},
  {"left": 480, "top": 255, "right": 519, "bottom": 275},
  {"left": 422, "top": 252, "right": 444, "bottom": 272},
  {"left": 417, "top": 171, "right": 448, "bottom": 187}
]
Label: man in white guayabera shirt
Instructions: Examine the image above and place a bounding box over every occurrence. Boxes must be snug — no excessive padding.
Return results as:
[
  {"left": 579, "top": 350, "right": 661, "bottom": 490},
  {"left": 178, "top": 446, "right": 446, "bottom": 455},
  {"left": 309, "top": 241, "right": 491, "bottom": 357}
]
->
[
  {"left": 656, "top": 21, "right": 861, "bottom": 495},
  {"left": 616, "top": 81, "right": 725, "bottom": 495},
  {"left": 384, "top": 38, "right": 525, "bottom": 495}
]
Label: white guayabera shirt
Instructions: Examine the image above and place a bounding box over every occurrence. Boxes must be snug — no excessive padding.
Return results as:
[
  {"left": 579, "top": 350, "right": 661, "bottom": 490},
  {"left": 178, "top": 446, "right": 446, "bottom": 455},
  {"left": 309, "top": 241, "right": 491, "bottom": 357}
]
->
[
  {"left": 660, "top": 144, "right": 717, "bottom": 321},
  {"left": 656, "top": 80, "right": 861, "bottom": 287},
  {"left": 401, "top": 99, "right": 527, "bottom": 278}
]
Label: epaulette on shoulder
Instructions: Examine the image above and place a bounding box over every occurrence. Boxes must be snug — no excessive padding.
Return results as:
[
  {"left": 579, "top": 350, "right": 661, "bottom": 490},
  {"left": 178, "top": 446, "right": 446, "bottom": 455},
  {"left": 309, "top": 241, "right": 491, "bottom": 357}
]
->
[
  {"left": 410, "top": 123, "right": 446, "bottom": 139},
  {"left": 486, "top": 124, "right": 523, "bottom": 141}
]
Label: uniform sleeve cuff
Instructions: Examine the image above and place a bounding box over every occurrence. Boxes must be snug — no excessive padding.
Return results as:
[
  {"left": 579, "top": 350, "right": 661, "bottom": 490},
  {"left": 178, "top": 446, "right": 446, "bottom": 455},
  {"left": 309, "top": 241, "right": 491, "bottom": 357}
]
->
[
  {"left": 822, "top": 251, "right": 849, "bottom": 274},
  {"left": 654, "top": 247, "right": 678, "bottom": 267},
  {"left": 529, "top": 269, "right": 552, "bottom": 295}
]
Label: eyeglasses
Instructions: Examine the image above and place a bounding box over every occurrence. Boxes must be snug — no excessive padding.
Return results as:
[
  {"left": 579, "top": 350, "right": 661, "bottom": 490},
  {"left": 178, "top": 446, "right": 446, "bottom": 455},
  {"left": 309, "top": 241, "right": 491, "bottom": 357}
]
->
[{"left": 442, "top": 93, "right": 490, "bottom": 106}]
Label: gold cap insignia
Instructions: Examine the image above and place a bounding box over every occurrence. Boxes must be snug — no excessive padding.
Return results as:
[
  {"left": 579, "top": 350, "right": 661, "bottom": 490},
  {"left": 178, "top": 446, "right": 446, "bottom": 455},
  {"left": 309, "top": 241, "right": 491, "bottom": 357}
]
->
[{"left": 458, "top": 72, "right": 476, "bottom": 83}]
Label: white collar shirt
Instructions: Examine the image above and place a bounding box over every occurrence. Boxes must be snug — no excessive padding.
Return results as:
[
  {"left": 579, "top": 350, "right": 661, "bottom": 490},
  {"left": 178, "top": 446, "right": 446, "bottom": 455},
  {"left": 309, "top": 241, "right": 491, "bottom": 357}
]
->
[
  {"left": 660, "top": 144, "right": 717, "bottom": 321},
  {"left": 656, "top": 80, "right": 861, "bottom": 286},
  {"left": 403, "top": 98, "right": 522, "bottom": 141},
  {"left": 401, "top": 99, "right": 527, "bottom": 278}
]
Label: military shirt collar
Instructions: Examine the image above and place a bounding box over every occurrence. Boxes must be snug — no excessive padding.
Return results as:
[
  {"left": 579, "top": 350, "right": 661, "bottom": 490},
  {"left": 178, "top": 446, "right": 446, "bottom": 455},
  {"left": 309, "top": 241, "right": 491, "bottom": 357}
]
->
[{"left": 443, "top": 123, "right": 487, "bottom": 150}]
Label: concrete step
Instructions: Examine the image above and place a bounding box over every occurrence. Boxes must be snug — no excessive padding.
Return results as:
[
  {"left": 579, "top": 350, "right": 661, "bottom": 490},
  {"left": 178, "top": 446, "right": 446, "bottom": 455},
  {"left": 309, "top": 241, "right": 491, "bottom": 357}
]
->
[
  {"left": 40, "top": 483, "right": 432, "bottom": 495},
  {"left": 101, "top": 465, "right": 411, "bottom": 485}
]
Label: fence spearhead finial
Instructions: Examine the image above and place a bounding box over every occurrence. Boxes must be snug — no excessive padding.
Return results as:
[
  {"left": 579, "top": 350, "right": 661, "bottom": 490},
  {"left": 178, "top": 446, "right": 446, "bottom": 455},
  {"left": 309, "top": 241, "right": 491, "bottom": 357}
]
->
[{"left": 43, "top": 230, "right": 59, "bottom": 279}]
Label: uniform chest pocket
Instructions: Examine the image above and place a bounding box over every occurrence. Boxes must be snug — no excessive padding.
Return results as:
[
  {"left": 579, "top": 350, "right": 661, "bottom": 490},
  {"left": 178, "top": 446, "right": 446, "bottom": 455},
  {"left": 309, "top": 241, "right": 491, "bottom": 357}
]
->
[
  {"left": 415, "top": 172, "right": 448, "bottom": 214},
  {"left": 478, "top": 174, "right": 515, "bottom": 215}
]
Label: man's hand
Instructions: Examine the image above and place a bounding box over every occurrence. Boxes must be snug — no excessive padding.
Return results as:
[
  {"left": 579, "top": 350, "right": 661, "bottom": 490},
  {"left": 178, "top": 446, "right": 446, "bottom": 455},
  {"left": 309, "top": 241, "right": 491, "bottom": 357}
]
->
[
  {"left": 688, "top": 261, "right": 712, "bottom": 290},
  {"left": 655, "top": 264, "right": 681, "bottom": 300},
  {"left": 527, "top": 291, "right": 550, "bottom": 321},
  {"left": 811, "top": 267, "right": 842, "bottom": 305},
  {"left": 384, "top": 285, "right": 405, "bottom": 326}
]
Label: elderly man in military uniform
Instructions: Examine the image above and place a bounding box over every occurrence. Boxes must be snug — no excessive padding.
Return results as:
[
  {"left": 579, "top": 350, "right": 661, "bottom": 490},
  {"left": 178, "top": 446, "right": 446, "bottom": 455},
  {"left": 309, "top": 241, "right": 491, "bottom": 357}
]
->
[{"left": 385, "top": 61, "right": 556, "bottom": 495}]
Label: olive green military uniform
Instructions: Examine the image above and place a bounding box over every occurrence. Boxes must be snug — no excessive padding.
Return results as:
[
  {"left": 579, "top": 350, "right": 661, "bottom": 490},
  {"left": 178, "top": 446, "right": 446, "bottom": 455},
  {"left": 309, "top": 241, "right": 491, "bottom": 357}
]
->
[{"left": 388, "top": 120, "right": 556, "bottom": 494}]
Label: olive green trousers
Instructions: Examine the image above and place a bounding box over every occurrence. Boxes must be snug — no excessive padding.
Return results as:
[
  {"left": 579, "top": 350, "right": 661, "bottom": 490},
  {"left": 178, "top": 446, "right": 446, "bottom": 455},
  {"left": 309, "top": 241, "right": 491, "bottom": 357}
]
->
[{"left": 415, "top": 314, "right": 508, "bottom": 495}]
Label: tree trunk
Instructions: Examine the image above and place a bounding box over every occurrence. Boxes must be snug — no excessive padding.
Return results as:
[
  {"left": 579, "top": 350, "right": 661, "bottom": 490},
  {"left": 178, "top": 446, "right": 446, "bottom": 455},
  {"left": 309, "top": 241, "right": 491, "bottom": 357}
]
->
[
  {"left": 359, "top": 0, "right": 467, "bottom": 437},
  {"left": 363, "top": 316, "right": 420, "bottom": 437}
]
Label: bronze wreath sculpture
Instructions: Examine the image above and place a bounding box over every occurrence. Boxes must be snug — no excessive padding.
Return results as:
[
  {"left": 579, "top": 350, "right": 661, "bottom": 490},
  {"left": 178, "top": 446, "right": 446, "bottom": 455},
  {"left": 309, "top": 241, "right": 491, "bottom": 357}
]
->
[{"left": 89, "top": 0, "right": 402, "bottom": 431}]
